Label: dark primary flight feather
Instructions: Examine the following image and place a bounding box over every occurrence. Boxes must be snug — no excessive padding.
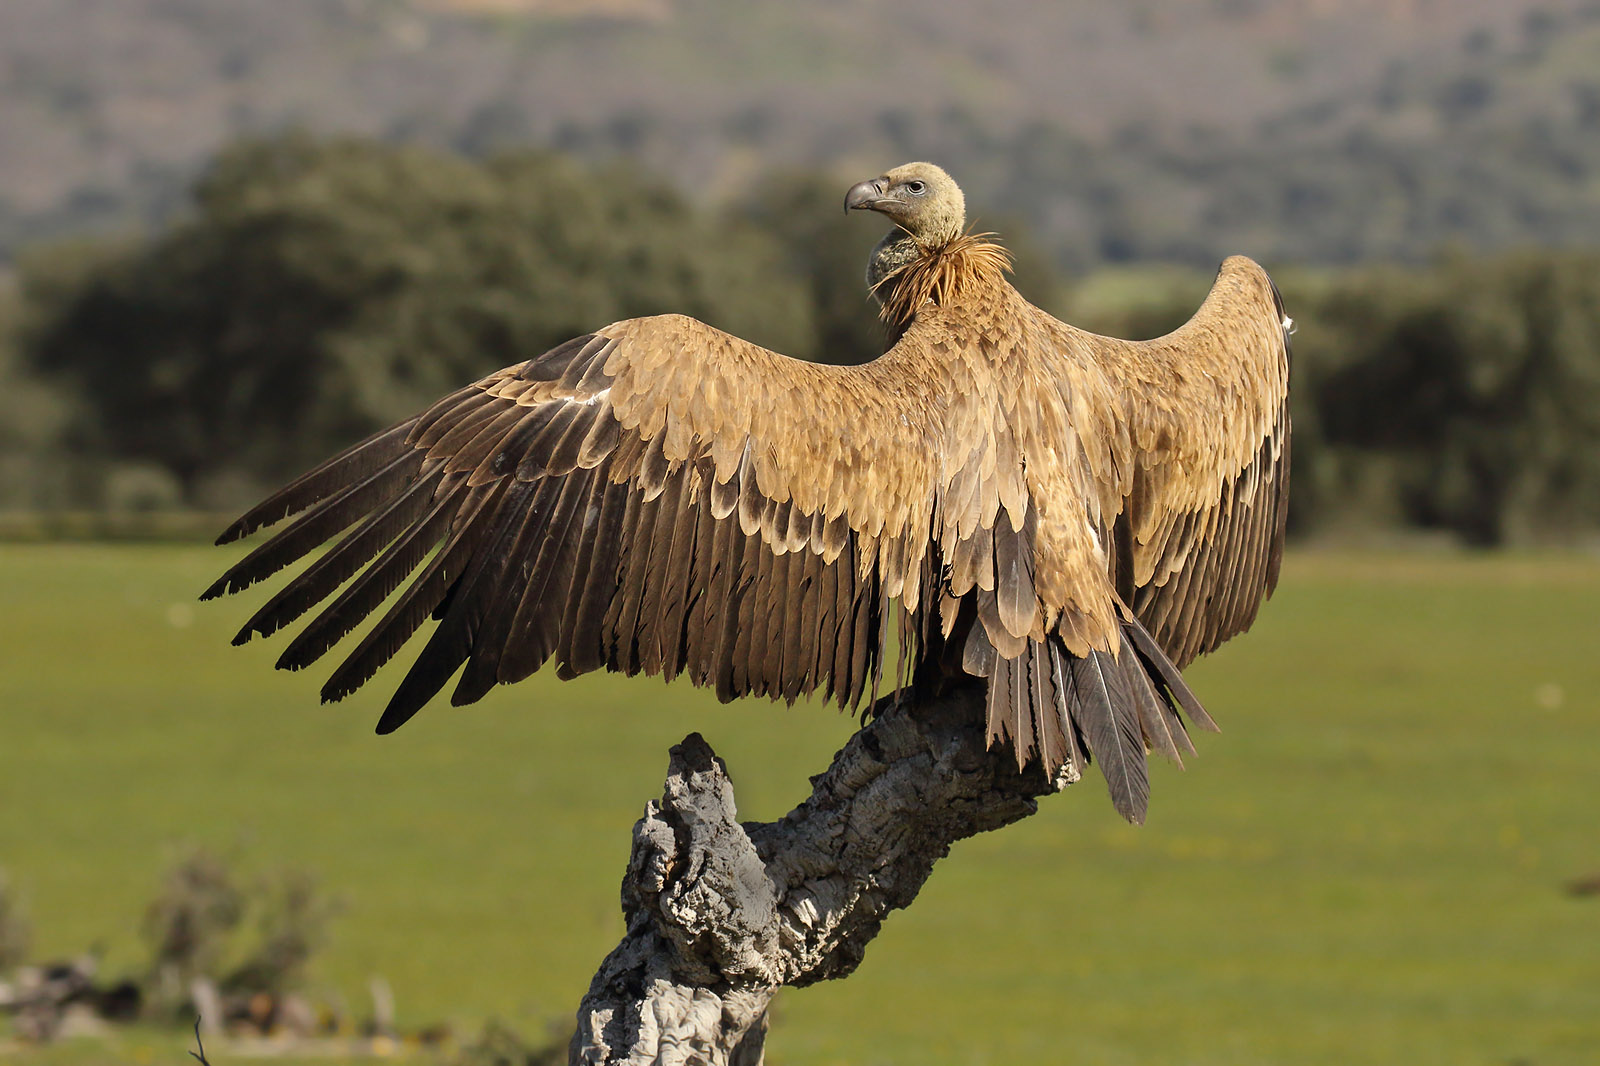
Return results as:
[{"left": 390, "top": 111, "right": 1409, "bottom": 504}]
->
[{"left": 205, "top": 162, "right": 1291, "bottom": 824}]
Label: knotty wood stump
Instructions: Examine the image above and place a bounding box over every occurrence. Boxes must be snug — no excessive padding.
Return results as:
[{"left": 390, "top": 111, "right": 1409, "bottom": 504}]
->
[{"left": 570, "top": 684, "right": 1073, "bottom": 1065}]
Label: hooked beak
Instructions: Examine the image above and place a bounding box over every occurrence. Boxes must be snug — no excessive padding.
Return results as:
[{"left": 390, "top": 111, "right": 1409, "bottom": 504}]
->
[{"left": 844, "top": 177, "right": 889, "bottom": 214}]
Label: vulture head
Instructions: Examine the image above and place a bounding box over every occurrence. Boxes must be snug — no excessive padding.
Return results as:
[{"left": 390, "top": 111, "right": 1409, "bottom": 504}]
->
[{"left": 844, "top": 162, "right": 967, "bottom": 246}]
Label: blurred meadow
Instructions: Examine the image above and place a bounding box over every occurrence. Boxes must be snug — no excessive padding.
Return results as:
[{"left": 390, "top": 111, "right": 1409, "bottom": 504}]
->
[
  {"left": 3, "top": 0, "right": 1600, "bottom": 1063},
  {"left": 3, "top": 545, "right": 1598, "bottom": 1065}
]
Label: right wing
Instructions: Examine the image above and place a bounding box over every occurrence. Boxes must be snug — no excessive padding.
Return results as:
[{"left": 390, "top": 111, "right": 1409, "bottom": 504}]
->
[
  {"left": 1109, "top": 256, "right": 1293, "bottom": 669},
  {"left": 203, "top": 314, "right": 949, "bottom": 732}
]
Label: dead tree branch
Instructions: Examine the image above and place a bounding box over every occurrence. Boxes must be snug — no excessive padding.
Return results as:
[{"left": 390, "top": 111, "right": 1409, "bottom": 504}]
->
[{"left": 571, "top": 684, "right": 1072, "bottom": 1065}]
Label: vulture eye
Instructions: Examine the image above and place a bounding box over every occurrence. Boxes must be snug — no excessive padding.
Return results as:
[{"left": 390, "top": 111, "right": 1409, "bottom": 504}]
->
[{"left": 905, "top": 180, "right": 927, "bottom": 195}]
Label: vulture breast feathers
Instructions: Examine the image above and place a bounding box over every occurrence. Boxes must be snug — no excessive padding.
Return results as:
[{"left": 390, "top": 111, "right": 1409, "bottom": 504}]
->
[{"left": 204, "top": 162, "right": 1291, "bottom": 824}]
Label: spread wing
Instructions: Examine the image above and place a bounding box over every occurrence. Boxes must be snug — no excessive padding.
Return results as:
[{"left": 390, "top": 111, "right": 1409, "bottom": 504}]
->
[
  {"left": 948, "top": 255, "right": 1289, "bottom": 821},
  {"left": 200, "top": 253, "right": 1283, "bottom": 827},
  {"left": 1077, "top": 255, "right": 1293, "bottom": 669},
  {"left": 203, "top": 314, "right": 949, "bottom": 733}
]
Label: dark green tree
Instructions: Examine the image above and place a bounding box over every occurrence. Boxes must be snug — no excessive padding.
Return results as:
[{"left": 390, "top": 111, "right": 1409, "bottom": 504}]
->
[
  {"left": 21, "top": 133, "right": 814, "bottom": 503},
  {"left": 1316, "top": 252, "right": 1600, "bottom": 544},
  {"left": 737, "top": 172, "right": 884, "bottom": 366},
  {"left": 0, "top": 274, "right": 76, "bottom": 509}
]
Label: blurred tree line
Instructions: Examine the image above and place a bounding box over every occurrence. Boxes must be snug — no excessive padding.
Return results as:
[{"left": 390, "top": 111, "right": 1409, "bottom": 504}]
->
[
  {"left": 7, "top": 0, "right": 1600, "bottom": 271},
  {"left": 2, "top": 132, "right": 1598, "bottom": 547},
  {"left": 1067, "top": 253, "right": 1600, "bottom": 546}
]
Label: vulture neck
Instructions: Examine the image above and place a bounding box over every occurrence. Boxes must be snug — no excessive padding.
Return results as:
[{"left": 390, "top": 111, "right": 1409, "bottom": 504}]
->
[
  {"left": 865, "top": 230, "right": 925, "bottom": 295},
  {"left": 869, "top": 229, "right": 1014, "bottom": 336}
]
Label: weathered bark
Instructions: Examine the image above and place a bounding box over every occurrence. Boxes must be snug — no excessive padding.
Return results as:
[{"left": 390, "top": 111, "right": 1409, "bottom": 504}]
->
[{"left": 570, "top": 684, "right": 1076, "bottom": 1065}]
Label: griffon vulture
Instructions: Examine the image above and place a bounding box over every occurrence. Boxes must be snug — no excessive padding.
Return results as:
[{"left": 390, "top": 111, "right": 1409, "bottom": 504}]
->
[{"left": 203, "top": 162, "right": 1291, "bottom": 824}]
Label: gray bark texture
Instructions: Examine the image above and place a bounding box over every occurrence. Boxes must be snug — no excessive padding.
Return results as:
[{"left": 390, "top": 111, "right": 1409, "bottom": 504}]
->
[{"left": 570, "top": 684, "right": 1076, "bottom": 1066}]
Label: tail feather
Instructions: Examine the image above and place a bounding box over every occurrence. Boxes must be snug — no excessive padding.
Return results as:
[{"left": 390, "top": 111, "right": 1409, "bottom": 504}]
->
[
  {"left": 977, "top": 607, "right": 1212, "bottom": 824},
  {"left": 1122, "top": 608, "right": 1216, "bottom": 732},
  {"left": 1070, "top": 650, "right": 1149, "bottom": 824},
  {"left": 1126, "top": 653, "right": 1185, "bottom": 765}
]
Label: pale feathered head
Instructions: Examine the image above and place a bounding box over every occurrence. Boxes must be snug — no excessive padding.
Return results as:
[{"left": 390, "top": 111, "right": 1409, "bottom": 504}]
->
[{"left": 844, "top": 162, "right": 967, "bottom": 245}]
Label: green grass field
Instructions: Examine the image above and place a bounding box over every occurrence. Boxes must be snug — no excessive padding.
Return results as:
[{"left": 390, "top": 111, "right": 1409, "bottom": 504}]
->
[{"left": 2, "top": 544, "right": 1598, "bottom": 1065}]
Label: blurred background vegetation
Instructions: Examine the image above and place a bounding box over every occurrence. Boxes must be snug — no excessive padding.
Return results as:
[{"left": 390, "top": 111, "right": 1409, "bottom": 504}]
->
[
  {"left": 5, "top": 127, "right": 1600, "bottom": 547},
  {"left": 2, "top": 0, "right": 1600, "bottom": 546}
]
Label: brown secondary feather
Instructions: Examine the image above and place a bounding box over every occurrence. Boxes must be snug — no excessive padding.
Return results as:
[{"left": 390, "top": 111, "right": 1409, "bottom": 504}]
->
[{"left": 205, "top": 162, "right": 1291, "bottom": 825}]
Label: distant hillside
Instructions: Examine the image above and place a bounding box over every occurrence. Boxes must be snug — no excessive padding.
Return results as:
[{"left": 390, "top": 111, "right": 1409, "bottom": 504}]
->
[{"left": 1, "top": 0, "right": 1598, "bottom": 265}]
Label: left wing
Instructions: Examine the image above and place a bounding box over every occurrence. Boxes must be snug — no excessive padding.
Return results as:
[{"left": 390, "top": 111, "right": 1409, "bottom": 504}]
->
[{"left": 201, "top": 312, "right": 955, "bottom": 734}]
